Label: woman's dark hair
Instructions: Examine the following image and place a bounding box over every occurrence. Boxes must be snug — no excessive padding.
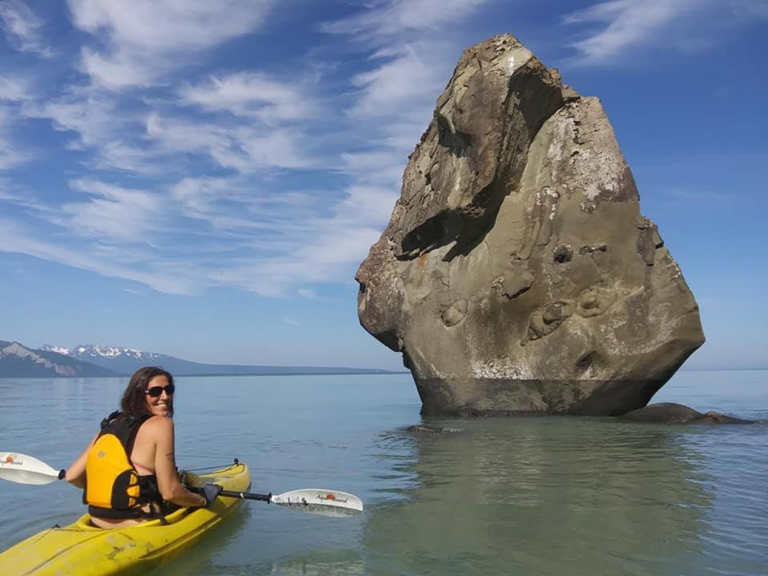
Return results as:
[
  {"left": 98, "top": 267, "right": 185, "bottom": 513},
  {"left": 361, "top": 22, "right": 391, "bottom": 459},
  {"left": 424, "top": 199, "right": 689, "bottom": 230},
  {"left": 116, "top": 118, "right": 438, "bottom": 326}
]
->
[{"left": 121, "top": 366, "right": 175, "bottom": 417}]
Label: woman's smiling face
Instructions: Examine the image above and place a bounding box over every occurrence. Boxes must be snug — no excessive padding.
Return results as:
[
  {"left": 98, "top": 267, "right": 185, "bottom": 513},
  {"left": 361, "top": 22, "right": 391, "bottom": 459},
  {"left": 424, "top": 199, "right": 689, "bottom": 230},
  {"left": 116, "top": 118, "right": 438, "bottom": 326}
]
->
[{"left": 144, "top": 375, "right": 173, "bottom": 417}]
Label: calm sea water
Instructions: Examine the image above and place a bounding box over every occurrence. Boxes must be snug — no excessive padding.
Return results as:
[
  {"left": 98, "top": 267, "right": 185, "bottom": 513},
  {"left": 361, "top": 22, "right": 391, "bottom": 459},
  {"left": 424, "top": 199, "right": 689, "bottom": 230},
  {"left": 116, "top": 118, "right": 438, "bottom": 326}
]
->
[{"left": 1, "top": 370, "right": 766, "bottom": 575}]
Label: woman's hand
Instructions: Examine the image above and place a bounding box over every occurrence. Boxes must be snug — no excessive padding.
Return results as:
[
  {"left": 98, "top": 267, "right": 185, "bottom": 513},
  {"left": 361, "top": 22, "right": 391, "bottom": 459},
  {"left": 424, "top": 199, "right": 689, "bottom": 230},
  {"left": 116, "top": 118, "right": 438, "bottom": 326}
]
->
[{"left": 200, "top": 484, "right": 223, "bottom": 506}]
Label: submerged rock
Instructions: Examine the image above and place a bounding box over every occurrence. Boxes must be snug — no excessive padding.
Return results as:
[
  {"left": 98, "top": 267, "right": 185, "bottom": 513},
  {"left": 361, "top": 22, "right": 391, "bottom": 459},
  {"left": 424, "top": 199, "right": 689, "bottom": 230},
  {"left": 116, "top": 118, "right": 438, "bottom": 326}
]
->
[
  {"left": 406, "top": 425, "right": 462, "bottom": 434},
  {"left": 619, "top": 403, "right": 754, "bottom": 424},
  {"left": 356, "top": 34, "right": 704, "bottom": 416}
]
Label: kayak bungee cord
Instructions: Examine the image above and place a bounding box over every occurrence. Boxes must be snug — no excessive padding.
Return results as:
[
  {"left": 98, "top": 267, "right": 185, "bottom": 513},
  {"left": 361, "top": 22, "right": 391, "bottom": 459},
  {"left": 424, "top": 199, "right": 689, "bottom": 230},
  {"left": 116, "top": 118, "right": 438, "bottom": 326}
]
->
[{"left": 181, "top": 462, "right": 240, "bottom": 473}]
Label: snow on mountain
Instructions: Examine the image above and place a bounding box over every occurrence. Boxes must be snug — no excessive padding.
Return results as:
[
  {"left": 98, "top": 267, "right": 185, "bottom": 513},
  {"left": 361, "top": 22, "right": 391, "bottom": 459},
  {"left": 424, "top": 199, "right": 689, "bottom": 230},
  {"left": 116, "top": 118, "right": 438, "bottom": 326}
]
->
[
  {"left": 40, "top": 345, "right": 71, "bottom": 355},
  {"left": 39, "top": 343, "right": 205, "bottom": 375},
  {"left": 41, "top": 344, "right": 167, "bottom": 361}
]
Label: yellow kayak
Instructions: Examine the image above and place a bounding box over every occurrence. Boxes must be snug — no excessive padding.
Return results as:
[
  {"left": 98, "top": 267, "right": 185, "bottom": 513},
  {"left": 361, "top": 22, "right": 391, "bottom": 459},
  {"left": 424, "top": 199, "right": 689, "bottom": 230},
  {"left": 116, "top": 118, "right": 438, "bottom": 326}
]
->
[{"left": 0, "top": 461, "right": 251, "bottom": 576}]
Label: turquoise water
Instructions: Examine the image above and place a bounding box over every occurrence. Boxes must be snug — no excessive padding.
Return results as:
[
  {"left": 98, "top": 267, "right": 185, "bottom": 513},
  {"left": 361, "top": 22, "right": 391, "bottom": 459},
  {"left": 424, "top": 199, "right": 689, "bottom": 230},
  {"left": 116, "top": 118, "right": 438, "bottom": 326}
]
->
[{"left": 0, "top": 370, "right": 766, "bottom": 575}]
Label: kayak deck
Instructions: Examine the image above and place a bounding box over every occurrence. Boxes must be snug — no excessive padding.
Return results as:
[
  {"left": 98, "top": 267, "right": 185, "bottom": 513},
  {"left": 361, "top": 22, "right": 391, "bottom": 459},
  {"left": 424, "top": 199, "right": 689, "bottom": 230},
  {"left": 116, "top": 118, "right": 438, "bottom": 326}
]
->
[{"left": 0, "top": 462, "right": 251, "bottom": 576}]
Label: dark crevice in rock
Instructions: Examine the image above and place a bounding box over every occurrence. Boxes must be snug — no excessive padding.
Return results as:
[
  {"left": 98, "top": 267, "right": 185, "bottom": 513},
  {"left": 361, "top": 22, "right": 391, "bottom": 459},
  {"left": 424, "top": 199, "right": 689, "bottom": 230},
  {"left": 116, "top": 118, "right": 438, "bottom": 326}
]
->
[
  {"left": 398, "top": 211, "right": 462, "bottom": 260},
  {"left": 553, "top": 244, "right": 573, "bottom": 263},
  {"left": 575, "top": 351, "right": 597, "bottom": 371},
  {"left": 637, "top": 224, "right": 656, "bottom": 266},
  {"left": 505, "top": 284, "right": 531, "bottom": 300},
  {"left": 436, "top": 114, "right": 472, "bottom": 158},
  {"left": 444, "top": 182, "right": 507, "bottom": 260},
  {"left": 500, "top": 57, "right": 566, "bottom": 137},
  {"left": 373, "top": 330, "right": 401, "bottom": 353}
]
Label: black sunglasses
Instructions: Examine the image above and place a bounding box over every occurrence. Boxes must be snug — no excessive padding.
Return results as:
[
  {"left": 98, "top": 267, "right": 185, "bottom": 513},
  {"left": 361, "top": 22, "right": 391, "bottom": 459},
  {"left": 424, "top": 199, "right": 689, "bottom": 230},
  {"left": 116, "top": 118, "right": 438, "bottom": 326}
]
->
[{"left": 145, "top": 383, "right": 175, "bottom": 398}]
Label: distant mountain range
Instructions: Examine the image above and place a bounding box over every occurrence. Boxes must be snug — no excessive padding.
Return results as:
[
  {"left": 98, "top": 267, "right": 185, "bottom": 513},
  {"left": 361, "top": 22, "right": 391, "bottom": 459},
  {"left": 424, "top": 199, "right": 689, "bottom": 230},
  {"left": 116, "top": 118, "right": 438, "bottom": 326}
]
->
[
  {"left": 0, "top": 341, "right": 395, "bottom": 378},
  {"left": 0, "top": 341, "right": 119, "bottom": 377}
]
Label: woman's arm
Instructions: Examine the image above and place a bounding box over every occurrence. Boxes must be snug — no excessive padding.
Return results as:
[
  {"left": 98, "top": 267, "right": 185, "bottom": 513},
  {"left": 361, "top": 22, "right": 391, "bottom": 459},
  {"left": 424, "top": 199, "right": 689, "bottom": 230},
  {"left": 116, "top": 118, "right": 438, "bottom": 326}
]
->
[
  {"left": 152, "top": 417, "right": 207, "bottom": 507},
  {"left": 64, "top": 432, "right": 98, "bottom": 489}
]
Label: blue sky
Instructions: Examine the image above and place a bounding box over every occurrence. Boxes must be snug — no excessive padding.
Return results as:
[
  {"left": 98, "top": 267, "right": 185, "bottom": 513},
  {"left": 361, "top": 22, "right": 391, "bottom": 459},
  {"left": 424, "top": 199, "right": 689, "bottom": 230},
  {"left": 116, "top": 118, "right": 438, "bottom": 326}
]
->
[{"left": 0, "top": 0, "right": 766, "bottom": 370}]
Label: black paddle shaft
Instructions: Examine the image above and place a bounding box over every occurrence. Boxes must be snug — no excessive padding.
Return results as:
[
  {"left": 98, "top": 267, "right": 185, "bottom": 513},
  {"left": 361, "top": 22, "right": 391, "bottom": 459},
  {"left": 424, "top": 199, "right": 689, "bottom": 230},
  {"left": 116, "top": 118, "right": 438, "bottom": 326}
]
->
[
  {"left": 218, "top": 489, "right": 272, "bottom": 502},
  {"left": 187, "top": 485, "right": 272, "bottom": 503}
]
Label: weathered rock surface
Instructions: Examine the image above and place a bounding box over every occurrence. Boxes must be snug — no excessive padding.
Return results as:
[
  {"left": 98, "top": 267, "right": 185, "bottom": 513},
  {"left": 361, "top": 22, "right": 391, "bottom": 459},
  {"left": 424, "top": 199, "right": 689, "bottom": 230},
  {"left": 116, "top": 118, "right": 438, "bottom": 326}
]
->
[
  {"left": 356, "top": 34, "right": 704, "bottom": 416},
  {"left": 618, "top": 403, "right": 754, "bottom": 424}
]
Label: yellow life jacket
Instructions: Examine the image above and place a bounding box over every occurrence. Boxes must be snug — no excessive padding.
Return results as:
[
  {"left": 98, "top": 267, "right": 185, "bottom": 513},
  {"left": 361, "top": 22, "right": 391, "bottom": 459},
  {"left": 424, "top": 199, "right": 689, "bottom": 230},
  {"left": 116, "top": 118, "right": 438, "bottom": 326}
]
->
[{"left": 84, "top": 411, "right": 161, "bottom": 519}]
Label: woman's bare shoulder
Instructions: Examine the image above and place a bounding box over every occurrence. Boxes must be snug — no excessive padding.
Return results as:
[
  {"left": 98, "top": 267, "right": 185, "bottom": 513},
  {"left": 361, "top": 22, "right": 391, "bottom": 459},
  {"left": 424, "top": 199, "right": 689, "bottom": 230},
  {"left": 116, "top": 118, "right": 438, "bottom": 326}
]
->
[{"left": 141, "top": 415, "right": 175, "bottom": 434}]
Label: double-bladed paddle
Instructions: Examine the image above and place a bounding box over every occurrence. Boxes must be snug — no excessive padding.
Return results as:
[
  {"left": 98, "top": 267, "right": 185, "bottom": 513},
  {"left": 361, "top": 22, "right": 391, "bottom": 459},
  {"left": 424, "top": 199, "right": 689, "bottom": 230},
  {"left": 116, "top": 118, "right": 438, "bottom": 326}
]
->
[
  {"left": 202, "top": 487, "right": 363, "bottom": 516},
  {"left": 0, "top": 452, "right": 363, "bottom": 516}
]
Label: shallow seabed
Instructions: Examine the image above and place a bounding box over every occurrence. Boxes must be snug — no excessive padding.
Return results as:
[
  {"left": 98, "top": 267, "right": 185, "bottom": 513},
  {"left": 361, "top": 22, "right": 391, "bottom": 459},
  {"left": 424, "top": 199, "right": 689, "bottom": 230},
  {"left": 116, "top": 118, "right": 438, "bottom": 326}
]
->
[{"left": 0, "top": 370, "right": 766, "bottom": 575}]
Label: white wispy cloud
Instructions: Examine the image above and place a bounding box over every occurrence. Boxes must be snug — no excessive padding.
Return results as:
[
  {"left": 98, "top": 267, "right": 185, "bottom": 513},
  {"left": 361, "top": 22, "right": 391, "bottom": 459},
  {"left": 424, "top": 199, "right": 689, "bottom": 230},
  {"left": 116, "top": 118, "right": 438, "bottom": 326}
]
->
[
  {"left": 199, "top": 221, "right": 382, "bottom": 297},
  {"left": 172, "top": 176, "right": 323, "bottom": 230},
  {"left": 22, "top": 69, "right": 319, "bottom": 177},
  {"left": 321, "top": 0, "right": 489, "bottom": 38},
  {"left": 171, "top": 177, "right": 252, "bottom": 225},
  {"left": 163, "top": 171, "right": 391, "bottom": 296},
  {"left": 0, "top": 0, "right": 53, "bottom": 57},
  {"left": 323, "top": 0, "right": 489, "bottom": 127},
  {"left": 0, "top": 216, "right": 203, "bottom": 295},
  {"left": 0, "top": 107, "right": 29, "bottom": 170},
  {"left": 23, "top": 88, "right": 126, "bottom": 148},
  {"left": 93, "top": 141, "right": 167, "bottom": 175},
  {"left": 563, "top": 0, "right": 714, "bottom": 65},
  {"left": 0, "top": 177, "right": 50, "bottom": 211},
  {"left": 146, "top": 112, "right": 312, "bottom": 172},
  {"left": 52, "top": 179, "right": 167, "bottom": 243},
  {"left": 24, "top": 91, "right": 185, "bottom": 174},
  {"left": 179, "top": 72, "right": 313, "bottom": 124},
  {"left": 0, "top": 75, "right": 31, "bottom": 101},
  {"left": 145, "top": 112, "right": 243, "bottom": 169},
  {"left": 67, "top": 0, "right": 275, "bottom": 89},
  {"left": 0, "top": 76, "right": 34, "bottom": 171},
  {"left": 349, "top": 43, "right": 447, "bottom": 121},
  {"left": 331, "top": 184, "right": 398, "bottom": 228},
  {"left": 198, "top": 182, "right": 399, "bottom": 296},
  {"left": 340, "top": 150, "right": 406, "bottom": 188},
  {"left": 236, "top": 127, "right": 313, "bottom": 171}
]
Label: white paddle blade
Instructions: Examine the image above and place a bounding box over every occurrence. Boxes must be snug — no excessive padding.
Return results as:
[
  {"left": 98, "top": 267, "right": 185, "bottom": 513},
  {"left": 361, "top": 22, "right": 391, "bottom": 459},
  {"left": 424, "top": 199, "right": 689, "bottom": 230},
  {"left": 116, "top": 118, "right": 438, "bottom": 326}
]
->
[
  {"left": 271, "top": 489, "right": 364, "bottom": 516},
  {"left": 0, "top": 452, "right": 60, "bottom": 485}
]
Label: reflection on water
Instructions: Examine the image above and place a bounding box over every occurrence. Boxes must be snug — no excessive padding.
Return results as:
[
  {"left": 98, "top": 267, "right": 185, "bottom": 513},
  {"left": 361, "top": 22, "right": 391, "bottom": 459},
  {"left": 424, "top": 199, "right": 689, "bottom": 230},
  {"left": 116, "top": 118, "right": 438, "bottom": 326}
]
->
[
  {"left": 268, "top": 550, "right": 364, "bottom": 576},
  {"left": 364, "top": 417, "right": 767, "bottom": 576},
  {"left": 182, "top": 549, "right": 365, "bottom": 576}
]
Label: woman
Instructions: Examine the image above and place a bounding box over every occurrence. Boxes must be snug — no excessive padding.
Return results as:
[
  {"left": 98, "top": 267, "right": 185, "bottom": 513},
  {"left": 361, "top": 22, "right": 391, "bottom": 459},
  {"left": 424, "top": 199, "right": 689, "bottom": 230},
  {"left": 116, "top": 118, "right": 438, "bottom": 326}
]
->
[{"left": 65, "top": 366, "right": 220, "bottom": 528}]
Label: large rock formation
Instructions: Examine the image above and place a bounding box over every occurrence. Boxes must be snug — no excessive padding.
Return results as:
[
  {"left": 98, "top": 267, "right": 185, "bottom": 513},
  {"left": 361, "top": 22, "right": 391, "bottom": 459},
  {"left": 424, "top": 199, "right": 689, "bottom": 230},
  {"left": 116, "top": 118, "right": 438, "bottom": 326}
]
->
[{"left": 355, "top": 34, "right": 705, "bottom": 416}]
